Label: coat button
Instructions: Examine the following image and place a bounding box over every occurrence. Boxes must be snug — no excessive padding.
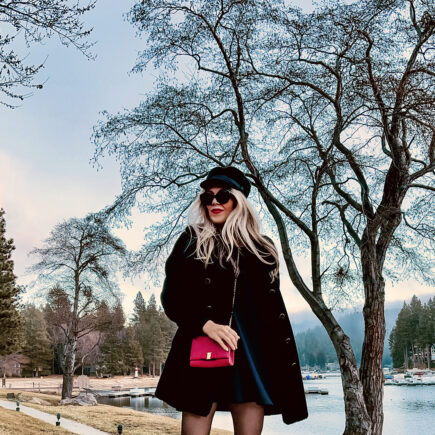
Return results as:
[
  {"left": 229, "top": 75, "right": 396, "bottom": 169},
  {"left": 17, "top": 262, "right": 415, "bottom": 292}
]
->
[
  {"left": 204, "top": 277, "right": 211, "bottom": 285},
  {"left": 285, "top": 337, "right": 291, "bottom": 344},
  {"left": 278, "top": 313, "right": 286, "bottom": 320},
  {"left": 269, "top": 288, "right": 276, "bottom": 294},
  {"left": 206, "top": 305, "right": 213, "bottom": 310},
  {"left": 291, "top": 362, "right": 297, "bottom": 367}
]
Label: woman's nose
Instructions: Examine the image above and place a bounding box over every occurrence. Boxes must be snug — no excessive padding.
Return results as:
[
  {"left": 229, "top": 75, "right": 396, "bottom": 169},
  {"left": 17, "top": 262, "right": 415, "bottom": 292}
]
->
[{"left": 211, "top": 197, "right": 219, "bottom": 205}]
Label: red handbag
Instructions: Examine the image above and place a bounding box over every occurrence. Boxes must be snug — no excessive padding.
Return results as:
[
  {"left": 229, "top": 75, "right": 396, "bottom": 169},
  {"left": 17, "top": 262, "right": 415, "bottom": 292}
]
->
[
  {"left": 190, "top": 249, "right": 240, "bottom": 368},
  {"left": 190, "top": 335, "right": 235, "bottom": 367}
]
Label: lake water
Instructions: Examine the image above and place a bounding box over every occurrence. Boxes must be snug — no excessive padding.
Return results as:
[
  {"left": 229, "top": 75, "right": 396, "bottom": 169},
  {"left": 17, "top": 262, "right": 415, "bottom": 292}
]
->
[{"left": 98, "top": 376, "right": 435, "bottom": 434}]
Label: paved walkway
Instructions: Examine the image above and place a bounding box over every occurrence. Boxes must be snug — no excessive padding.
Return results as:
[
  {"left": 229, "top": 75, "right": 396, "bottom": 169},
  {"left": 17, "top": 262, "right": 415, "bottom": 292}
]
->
[{"left": 0, "top": 399, "right": 109, "bottom": 435}]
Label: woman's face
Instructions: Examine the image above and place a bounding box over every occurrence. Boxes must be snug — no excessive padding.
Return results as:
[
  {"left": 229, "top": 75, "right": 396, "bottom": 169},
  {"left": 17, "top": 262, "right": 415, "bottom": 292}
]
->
[{"left": 204, "top": 186, "right": 236, "bottom": 226}]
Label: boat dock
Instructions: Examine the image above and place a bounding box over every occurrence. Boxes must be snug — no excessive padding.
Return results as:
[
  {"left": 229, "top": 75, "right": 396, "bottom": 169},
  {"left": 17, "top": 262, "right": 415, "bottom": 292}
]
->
[
  {"left": 304, "top": 387, "right": 329, "bottom": 395},
  {"left": 93, "top": 387, "right": 156, "bottom": 398}
]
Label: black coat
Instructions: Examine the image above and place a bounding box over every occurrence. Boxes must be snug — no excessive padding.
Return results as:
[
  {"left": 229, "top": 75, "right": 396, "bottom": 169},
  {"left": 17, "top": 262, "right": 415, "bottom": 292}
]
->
[{"left": 155, "top": 227, "right": 308, "bottom": 425}]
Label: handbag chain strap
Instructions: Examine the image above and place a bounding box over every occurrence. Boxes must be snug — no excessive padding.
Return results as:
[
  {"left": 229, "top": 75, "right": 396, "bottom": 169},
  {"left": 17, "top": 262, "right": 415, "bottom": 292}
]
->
[{"left": 228, "top": 247, "right": 240, "bottom": 329}]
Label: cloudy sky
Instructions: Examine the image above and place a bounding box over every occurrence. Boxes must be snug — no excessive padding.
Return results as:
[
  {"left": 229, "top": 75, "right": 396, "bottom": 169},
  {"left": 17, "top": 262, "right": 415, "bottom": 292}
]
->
[{"left": 0, "top": 0, "right": 432, "bottom": 320}]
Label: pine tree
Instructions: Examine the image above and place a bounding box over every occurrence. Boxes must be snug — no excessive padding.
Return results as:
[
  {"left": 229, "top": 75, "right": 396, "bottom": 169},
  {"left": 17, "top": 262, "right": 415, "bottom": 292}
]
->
[
  {"left": 408, "top": 295, "right": 423, "bottom": 365},
  {"left": 0, "top": 208, "right": 24, "bottom": 355},
  {"left": 416, "top": 298, "right": 435, "bottom": 369},
  {"left": 98, "top": 303, "right": 126, "bottom": 375},
  {"left": 132, "top": 291, "right": 147, "bottom": 323},
  {"left": 22, "top": 304, "right": 53, "bottom": 375},
  {"left": 122, "top": 326, "right": 144, "bottom": 374},
  {"left": 99, "top": 332, "right": 124, "bottom": 375},
  {"left": 389, "top": 296, "right": 434, "bottom": 369},
  {"left": 147, "top": 293, "right": 158, "bottom": 316},
  {"left": 389, "top": 302, "right": 412, "bottom": 368},
  {"left": 131, "top": 291, "right": 149, "bottom": 372}
]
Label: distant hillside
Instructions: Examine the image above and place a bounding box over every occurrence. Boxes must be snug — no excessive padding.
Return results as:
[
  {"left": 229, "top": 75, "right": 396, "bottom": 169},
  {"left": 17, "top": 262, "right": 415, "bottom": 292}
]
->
[{"left": 291, "top": 293, "right": 434, "bottom": 367}]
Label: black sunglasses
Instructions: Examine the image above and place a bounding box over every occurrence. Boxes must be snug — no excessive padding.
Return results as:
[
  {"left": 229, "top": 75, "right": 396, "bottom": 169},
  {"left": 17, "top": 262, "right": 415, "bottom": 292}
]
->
[{"left": 200, "top": 189, "right": 235, "bottom": 206}]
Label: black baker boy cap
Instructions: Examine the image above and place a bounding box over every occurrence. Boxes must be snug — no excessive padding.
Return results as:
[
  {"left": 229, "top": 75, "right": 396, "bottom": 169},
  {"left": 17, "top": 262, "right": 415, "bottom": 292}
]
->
[{"left": 200, "top": 166, "right": 251, "bottom": 198}]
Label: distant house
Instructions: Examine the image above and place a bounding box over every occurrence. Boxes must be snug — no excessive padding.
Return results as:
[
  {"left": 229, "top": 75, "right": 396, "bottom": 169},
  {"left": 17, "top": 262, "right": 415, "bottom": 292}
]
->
[{"left": 0, "top": 354, "right": 31, "bottom": 377}]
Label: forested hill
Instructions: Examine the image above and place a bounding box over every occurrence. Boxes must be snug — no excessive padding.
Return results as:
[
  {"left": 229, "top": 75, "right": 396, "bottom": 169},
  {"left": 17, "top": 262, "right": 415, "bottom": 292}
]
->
[{"left": 290, "top": 294, "right": 434, "bottom": 367}]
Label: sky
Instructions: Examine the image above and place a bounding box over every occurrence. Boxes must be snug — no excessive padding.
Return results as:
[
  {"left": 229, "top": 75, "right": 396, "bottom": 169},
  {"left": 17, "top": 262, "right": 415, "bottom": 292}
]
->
[{"left": 0, "top": 0, "right": 433, "bottom": 321}]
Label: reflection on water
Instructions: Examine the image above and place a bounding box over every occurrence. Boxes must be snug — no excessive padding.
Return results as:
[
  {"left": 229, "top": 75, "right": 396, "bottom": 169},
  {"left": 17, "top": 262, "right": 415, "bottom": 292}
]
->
[{"left": 97, "top": 378, "right": 435, "bottom": 434}]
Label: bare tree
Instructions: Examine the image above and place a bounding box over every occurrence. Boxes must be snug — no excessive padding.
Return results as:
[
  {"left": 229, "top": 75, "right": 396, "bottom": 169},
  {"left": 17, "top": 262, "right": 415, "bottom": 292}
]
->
[
  {"left": 92, "top": 1, "right": 434, "bottom": 433},
  {"left": 29, "top": 214, "right": 126, "bottom": 399},
  {"left": 0, "top": 0, "right": 96, "bottom": 107}
]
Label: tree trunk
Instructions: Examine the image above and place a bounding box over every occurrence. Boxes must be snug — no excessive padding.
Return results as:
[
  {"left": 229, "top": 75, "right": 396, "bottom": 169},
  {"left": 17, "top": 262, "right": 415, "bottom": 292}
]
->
[
  {"left": 404, "top": 346, "right": 408, "bottom": 369},
  {"left": 426, "top": 345, "right": 430, "bottom": 370},
  {"left": 62, "top": 272, "right": 80, "bottom": 399},
  {"left": 360, "top": 232, "right": 387, "bottom": 435},
  {"left": 411, "top": 343, "right": 415, "bottom": 367},
  {"left": 258, "top": 189, "right": 373, "bottom": 434},
  {"left": 329, "top": 328, "right": 372, "bottom": 435},
  {"left": 303, "top": 298, "right": 372, "bottom": 434},
  {"left": 62, "top": 337, "right": 77, "bottom": 399}
]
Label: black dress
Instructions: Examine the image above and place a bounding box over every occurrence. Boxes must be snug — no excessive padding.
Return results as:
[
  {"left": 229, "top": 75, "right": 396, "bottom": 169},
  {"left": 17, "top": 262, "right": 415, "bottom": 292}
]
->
[{"left": 201, "top": 246, "right": 274, "bottom": 411}]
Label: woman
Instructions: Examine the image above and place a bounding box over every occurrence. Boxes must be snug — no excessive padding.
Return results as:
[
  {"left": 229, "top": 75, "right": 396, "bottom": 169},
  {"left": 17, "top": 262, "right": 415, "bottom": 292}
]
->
[{"left": 155, "top": 166, "right": 308, "bottom": 434}]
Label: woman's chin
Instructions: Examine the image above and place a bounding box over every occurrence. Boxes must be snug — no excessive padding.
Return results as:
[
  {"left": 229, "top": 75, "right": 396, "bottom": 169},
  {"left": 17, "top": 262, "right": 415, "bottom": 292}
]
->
[{"left": 209, "top": 215, "right": 226, "bottom": 226}]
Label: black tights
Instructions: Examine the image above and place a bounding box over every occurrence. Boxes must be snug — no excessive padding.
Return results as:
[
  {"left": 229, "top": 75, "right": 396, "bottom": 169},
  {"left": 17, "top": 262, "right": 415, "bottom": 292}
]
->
[{"left": 181, "top": 401, "right": 264, "bottom": 435}]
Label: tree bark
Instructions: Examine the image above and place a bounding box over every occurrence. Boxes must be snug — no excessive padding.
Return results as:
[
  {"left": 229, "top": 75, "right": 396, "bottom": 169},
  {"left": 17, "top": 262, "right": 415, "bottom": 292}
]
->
[
  {"left": 359, "top": 276, "right": 386, "bottom": 435},
  {"left": 62, "top": 271, "right": 80, "bottom": 399},
  {"left": 329, "top": 327, "right": 372, "bottom": 434},
  {"left": 62, "top": 337, "right": 77, "bottom": 399}
]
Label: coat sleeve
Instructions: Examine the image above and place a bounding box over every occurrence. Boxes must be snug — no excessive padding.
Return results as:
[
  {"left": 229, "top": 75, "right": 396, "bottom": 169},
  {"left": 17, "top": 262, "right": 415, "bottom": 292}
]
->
[{"left": 160, "top": 227, "right": 211, "bottom": 338}]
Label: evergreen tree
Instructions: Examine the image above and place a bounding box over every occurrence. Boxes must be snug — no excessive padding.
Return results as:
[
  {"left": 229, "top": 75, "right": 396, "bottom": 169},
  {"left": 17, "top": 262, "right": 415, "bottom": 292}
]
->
[
  {"left": 389, "top": 302, "right": 412, "bottom": 368},
  {"left": 21, "top": 304, "right": 53, "bottom": 375},
  {"left": 416, "top": 298, "right": 435, "bottom": 369},
  {"left": 122, "top": 326, "right": 144, "bottom": 374},
  {"left": 408, "top": 296, "right": 423, "bottom": 365},
  {"left": 389, "top": 295, "right": 434, "bottom": 369},
  {"left": 99, "top": 333, "right": 124, "bottom": 375},
  {"left": 98, "top": 303, "right": 126, "bottom": 375},
  {"left": 0, "top": 208, "right": 24, "bottom": 355},
  {"left": 130, "top": 292, "right": 172, "bottom": 375},
  {"left": 147, "top": 293, "right": 158, "bottom": 316},
  {"left": 132, "top": 291, "right": 147, "bottom": 323},
  {"left": 317, "top": 351, "right": 326, "bottom": 370},
  {"left": 295, "top": 327, "right": 337, "bottom": 368}
]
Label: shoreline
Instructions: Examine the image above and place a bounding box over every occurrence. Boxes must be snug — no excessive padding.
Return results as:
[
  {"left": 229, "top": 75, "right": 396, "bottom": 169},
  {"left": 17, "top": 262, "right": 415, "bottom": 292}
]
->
[
  {"left": 1, "top": 374, "right": 160, "bottom": 393},
  {"left": 0, "top": 387, "right": 232, "bottom": 434}
]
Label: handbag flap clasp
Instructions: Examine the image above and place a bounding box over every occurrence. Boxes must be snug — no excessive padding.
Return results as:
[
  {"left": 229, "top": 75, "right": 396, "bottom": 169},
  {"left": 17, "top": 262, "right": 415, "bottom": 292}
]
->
[{"left": 206, "top": 352, "right": 212, "bottom": 360}]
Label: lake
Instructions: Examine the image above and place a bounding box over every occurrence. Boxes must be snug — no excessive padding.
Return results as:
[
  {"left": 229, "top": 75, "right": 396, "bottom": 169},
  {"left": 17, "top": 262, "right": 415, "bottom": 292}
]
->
[{"left": 98, "top": 376, "right": 435, "bottom": 434}]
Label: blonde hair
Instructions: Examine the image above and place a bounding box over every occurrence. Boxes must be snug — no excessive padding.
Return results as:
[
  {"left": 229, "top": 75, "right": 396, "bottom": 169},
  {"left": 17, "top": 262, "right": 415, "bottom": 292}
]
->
[{"left": 186, "top": 187, "right": 279, "bottom": 282}]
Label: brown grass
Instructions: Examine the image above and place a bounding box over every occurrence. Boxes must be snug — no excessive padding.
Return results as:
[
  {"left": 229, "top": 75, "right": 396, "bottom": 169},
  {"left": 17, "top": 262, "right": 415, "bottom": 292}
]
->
[
  {"left": 0, "top": 390, "right": 232, "bottom": 435},
  {"left": 0, "top": 406, "right": 73, "bottom": 435},
  {"left": 0, "top": 390, "right": 61, "bottom": 405}
]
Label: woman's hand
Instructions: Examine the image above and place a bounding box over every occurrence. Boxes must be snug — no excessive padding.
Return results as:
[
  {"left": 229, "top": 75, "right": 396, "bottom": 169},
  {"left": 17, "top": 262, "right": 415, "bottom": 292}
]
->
[{"left": 202, "top": 320, "right": 240, "bottom": 351}]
